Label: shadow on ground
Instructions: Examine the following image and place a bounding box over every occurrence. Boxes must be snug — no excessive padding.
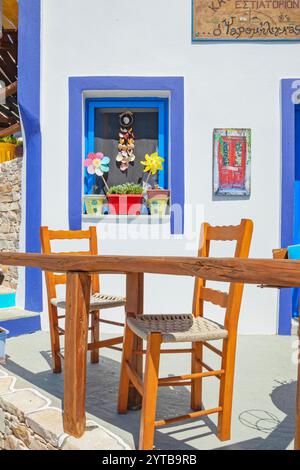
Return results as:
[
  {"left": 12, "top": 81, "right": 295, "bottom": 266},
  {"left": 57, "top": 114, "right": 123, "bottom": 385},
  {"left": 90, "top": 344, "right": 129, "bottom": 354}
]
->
[{"left": 3, "top": 346, "right": 296, "bottom": 450}]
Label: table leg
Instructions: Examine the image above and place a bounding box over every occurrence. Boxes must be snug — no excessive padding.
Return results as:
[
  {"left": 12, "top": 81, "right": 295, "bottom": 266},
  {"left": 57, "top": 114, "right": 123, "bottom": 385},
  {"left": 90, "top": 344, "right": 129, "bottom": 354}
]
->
[
  {"left": 126, "top": 272, "right": 144, "bottom": 410},
  {"left": 295, "top": 321, "right": 300, "bottom": 450},
  {"left": 63, "top": 271, "right": 91, "bottom": 438}
]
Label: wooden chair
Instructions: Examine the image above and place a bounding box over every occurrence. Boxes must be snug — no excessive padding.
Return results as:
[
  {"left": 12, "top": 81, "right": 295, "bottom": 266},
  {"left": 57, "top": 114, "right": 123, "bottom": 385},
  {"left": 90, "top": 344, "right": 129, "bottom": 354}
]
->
[
  {"left": 118, "top": 219, "right": 253, "bottom": 450},
  {"left": 40, "top": 226, "right": 126, "bottom": 373}
]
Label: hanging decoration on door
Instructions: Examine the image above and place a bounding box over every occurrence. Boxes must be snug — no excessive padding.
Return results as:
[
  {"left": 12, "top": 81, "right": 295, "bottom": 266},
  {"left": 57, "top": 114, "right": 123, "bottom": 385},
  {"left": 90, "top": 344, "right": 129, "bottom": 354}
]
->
[
  {"left": 213, "top": 129, "right": 251, "bottom": 197},
  {"left": 116, "top": 111, "right": 136, "bottom": 172}
]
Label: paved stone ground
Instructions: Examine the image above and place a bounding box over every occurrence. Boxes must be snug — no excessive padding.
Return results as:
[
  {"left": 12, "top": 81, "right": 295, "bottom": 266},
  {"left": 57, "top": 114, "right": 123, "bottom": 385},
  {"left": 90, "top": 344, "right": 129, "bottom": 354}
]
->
[{"left": 0, "top": 331, "right": 297, "bottom": 450}]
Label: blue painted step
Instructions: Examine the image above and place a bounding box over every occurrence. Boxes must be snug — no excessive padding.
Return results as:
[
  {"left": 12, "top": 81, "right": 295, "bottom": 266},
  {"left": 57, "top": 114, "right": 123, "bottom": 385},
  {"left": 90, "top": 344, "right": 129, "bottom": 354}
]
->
[
  {"left": 0, "top": 292, "right": 16, "bottom": 309},
  {"left": 0, "top": 308, "right": 41, "bottom": 338}
]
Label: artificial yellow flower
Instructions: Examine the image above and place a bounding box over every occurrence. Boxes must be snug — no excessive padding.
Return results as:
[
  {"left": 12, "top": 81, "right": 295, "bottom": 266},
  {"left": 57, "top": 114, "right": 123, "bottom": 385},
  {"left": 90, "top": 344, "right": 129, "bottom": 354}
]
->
[{"left": 141, "top": 152, "right": 164, "bottom": 175}]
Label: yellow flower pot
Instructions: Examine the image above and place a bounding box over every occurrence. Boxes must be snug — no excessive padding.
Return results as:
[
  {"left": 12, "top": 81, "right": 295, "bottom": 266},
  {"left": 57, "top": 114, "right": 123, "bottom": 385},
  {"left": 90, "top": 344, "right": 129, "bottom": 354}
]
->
[
  {"left": 0, "top": 143, "right": 16, "bottom": 163},
  {"left": 84, "top": 195, "right": 106, "bottom": 215},
  {"left": 148, "top": 197, "right": 169, "bottom": 216}
]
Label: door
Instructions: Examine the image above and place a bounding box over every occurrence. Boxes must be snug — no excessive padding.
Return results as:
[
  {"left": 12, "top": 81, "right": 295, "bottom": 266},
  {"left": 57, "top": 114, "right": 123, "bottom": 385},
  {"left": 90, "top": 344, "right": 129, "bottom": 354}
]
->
[{"left": 218, "top": 136, "right": 246, "bottom": 190}]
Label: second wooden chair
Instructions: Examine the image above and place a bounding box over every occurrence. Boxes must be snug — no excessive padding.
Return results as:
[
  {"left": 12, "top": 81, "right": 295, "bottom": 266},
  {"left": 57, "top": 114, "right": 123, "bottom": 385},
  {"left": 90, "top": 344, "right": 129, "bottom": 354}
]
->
[{"left": 41, "top": 226, "right": 126, "bottom": 373}]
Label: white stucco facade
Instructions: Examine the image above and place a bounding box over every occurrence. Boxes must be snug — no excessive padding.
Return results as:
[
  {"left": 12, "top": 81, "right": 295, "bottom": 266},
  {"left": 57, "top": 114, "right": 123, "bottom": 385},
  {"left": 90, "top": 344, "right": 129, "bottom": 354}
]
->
[{"left": 19, "top": 0, "right": 300, "bottom": 334}]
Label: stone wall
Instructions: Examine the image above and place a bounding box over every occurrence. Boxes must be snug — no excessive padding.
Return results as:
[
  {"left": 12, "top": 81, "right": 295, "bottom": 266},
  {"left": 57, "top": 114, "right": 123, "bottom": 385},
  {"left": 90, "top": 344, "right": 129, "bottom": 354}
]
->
[
  {"left": 0, "top": 368, "right": 130, "bottom": 451},
  {"left": 0, "top": 158, "right": 22, "bottom": 290}
]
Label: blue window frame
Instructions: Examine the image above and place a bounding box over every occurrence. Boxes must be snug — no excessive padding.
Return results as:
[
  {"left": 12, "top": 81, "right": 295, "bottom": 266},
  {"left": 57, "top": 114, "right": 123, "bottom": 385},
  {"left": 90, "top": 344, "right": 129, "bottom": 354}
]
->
[
  {"left": 69, "top": 76, "right": 184, "bottom": 235},
  {"left": 85, "top": 98, "right": 169, "bottom": 194}
]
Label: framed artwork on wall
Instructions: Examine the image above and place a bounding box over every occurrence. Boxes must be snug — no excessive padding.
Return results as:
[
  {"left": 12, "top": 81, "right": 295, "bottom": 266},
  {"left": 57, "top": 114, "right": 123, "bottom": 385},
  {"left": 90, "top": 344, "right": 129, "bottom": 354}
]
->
[{"left": 213, "top": 128, "right": 251, "bottom": 197}]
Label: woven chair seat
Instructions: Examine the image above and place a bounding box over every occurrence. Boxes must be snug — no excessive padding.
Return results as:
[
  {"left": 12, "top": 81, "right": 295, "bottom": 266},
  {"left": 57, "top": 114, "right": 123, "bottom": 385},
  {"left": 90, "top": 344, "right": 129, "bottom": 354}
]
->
[
  {"left": 127, "top": 314, "right": 228, "bottom": 343},
  {"left": 51, "top": 293, "right": 126, "bottom": 311}
]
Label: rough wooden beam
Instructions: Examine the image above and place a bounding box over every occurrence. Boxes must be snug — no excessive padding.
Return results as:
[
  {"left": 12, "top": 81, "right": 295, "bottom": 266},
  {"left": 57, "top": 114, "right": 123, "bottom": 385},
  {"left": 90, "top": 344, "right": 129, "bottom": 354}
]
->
[
  {"left": 5, "top": 81, "right": 17, "bottom": 99},
  {"left": 0, "top": 253, "right": 299, "bottom": 288},
  {"left": 0, "top": 122, "right": 20, "bottom": 137}
]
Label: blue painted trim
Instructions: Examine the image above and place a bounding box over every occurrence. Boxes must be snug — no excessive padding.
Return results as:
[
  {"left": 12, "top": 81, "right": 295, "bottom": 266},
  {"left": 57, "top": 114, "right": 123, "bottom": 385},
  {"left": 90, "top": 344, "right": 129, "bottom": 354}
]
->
[
  {"left": 85, "top": 98, "right": 169, "bottom": 192},
  {"left": 18, "top": 0, "right": 42, "bottom": 313},
  {"left": 279, "top": 79, "right": 299, "bottom": 335},
  {"left": 69, "top": 77, "right": 184, "bottom": 234},
  {"left": 292, "top": 106, "right": 300, "bottom": 318},
  {"left": 86, "top": 98, "right": 169, "bottom": 105},
  {"left": 191, "top": 0, "right": 300, "bottom": 43},
  {"left": 1, "top": 316, "right": 41, "bottom": 339},
  {"left": 157, "top": 101, "right": 168, "bottom": 188},
  {"left": 292, "top": 107, "right": 300, "bottom": 317},
  {"left": 85, "top": 102, "right": 96, "bottom": 194}
]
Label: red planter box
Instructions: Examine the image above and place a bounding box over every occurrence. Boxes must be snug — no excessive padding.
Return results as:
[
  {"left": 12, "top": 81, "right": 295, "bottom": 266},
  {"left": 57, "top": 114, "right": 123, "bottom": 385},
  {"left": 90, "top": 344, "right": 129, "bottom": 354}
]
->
[{"left": 107, "top": 194, "right": 143, "bottom": 215}]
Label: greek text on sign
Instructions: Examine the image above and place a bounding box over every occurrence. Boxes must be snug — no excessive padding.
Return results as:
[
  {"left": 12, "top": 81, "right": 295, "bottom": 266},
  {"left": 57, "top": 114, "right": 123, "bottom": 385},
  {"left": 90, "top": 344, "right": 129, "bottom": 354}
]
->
[{"left": 193, "top": 0, "right": 300, "bottom": 40}]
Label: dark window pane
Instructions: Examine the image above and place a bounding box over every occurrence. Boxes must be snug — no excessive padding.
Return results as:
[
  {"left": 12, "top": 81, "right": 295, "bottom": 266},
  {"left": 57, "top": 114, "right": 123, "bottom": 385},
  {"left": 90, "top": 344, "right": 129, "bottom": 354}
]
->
[{"left": 93, "top": 108, "right": 159, "bottom": 190}]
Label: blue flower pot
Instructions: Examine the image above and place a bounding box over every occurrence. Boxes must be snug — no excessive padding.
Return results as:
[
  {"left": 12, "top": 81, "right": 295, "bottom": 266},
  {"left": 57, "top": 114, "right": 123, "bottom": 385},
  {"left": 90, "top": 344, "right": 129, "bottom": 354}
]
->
[{"left": 0, "top": 327, "right": 9, "bottom": 364}]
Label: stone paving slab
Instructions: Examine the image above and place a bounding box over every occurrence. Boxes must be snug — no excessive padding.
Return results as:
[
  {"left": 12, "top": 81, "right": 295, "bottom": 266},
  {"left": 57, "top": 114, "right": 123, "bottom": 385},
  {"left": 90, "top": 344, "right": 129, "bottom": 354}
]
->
[
  {"left": 0, "top": 376, "right": 14, "bottom": 395},
  {"left": 62, "top": 425, "right": 130, "bottom": 451},
  {"left": 0, "top": 389, "right": 48, "bottom": 422},
  {"left": 26, "top": 408, "right": 65, "bottom": 448}
]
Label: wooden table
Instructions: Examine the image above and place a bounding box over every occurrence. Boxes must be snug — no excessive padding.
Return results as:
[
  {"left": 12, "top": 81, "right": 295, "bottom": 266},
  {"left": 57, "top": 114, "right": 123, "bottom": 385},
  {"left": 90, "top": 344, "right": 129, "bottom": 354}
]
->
[{"left": 0, "top": 253, "right": 300, "bottom": 448}]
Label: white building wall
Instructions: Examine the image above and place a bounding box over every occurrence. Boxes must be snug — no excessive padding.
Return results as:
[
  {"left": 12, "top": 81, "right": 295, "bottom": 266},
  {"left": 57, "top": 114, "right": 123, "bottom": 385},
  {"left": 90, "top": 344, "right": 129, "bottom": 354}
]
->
[{"left": 37, "top": 0, "right": 299, "bottom": 334}]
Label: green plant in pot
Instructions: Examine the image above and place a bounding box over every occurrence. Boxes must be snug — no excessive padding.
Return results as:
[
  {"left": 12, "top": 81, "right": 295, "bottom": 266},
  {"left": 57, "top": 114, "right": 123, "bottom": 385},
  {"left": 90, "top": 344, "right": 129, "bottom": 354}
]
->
[
  {"left": 141, "top": 152, "right": 170, "bottom": 216},
  {"left": 107, "top": 183, "right": 144, "bottom": 215},
  {"left": 83, "top": 152, "right": 110, "bottom": 215}
]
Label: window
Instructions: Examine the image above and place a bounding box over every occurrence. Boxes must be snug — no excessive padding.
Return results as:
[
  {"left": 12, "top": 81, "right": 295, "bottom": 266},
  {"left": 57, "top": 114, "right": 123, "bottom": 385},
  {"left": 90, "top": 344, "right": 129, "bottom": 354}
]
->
[
  {"left": 69, "top": 76, "right": 184, "bottom": 234},
  {"left": 84, "top": 98, "right": 169, "bottom": 195}
]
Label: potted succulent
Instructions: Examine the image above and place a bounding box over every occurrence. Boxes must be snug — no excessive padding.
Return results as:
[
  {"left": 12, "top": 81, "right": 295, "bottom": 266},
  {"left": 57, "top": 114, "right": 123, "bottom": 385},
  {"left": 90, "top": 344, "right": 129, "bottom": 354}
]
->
[
  {"left": 0, "top": 327, "right": 9, "bottom": 364},
  {"left": 83, "top": 152, "right": 110, "bottom": 215},
  {"left": 107, "top": 183, "right": 144, "bottom": 215},
  {"left": 141, "top": 152, "right": 170, "bottom": 216}
]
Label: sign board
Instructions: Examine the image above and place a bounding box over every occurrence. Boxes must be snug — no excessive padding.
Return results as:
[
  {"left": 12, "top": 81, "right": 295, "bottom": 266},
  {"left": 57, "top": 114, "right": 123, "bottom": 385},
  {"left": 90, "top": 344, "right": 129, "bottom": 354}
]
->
[{"left": 193, "top": 0, "right": 300, "bottom": 40}]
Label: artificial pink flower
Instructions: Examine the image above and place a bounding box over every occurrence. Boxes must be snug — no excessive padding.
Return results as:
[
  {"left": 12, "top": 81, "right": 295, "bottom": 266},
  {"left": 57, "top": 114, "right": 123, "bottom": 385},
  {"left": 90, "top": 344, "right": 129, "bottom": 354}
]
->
[{"left": 84, "top": 152, "right": 110, "bottom": 176}]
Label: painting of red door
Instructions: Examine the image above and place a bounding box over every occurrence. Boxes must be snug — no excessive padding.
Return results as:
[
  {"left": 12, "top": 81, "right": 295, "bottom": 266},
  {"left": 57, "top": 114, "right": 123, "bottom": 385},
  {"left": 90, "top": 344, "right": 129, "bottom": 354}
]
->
[{"left": 213, "top": 129, "right": 251, "bottom": 197}]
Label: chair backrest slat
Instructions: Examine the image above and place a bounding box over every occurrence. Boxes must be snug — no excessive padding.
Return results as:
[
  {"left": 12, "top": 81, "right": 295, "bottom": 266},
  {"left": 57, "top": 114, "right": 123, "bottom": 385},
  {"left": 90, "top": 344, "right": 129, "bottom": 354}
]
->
[
  {"left": 200, "top": 287, "right": 228, "bottom": 308},
  {"left": 47, "top": 230, "right": 91, "bottom": 240},
  {"left": 206, "top": 225, "right": 241, "bottom": 241},
  {"left": 40, "top": 226, "right": 100, "bottom": 301}
]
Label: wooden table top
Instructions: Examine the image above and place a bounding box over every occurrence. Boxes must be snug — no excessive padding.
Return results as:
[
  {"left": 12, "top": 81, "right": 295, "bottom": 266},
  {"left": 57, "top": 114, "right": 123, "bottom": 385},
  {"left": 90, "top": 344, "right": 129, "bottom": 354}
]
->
[{"left": 0, "top": 252, "right": 300, "bottom": 287}]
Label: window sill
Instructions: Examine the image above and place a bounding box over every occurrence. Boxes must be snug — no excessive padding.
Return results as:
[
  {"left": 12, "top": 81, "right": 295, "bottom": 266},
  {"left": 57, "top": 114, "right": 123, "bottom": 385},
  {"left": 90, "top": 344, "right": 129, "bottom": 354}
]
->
[{"left": 82, "top": 214, "right": 170, "bottom": 224}]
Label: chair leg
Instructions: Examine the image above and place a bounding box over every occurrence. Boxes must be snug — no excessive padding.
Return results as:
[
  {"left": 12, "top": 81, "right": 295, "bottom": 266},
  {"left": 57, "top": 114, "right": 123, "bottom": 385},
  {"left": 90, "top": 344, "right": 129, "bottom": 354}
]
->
[
  {"left": 48, "top": 304, "right": 62, "bottom": 373},
  {"left": 139, "top": 333, "right": 162, "bottom": 451},
  {"left": 91, "top": 310, "right": 100, "bottom": 364},
  {"left": 191, "top": 341, "right": 203, "bottom": 411},
  {"left": 118, "top": 325, "right": 135, "bottom": 414},
  {"left": 217, "top": 337, "right": 237, "bottom": 441}
]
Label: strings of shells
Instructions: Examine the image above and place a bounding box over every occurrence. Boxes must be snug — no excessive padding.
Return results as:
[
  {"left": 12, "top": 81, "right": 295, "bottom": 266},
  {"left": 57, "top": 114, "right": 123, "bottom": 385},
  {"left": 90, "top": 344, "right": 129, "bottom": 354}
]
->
[{"left": 116, "top": 112, "right": 136, "bottom": 172}]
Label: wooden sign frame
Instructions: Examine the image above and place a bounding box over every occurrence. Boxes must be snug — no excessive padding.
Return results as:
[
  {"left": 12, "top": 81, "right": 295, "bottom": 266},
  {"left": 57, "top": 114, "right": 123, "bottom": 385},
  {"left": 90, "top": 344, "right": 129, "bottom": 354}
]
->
[{"left": 192, "top": 0, "right": 300, "bottom": 41}]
